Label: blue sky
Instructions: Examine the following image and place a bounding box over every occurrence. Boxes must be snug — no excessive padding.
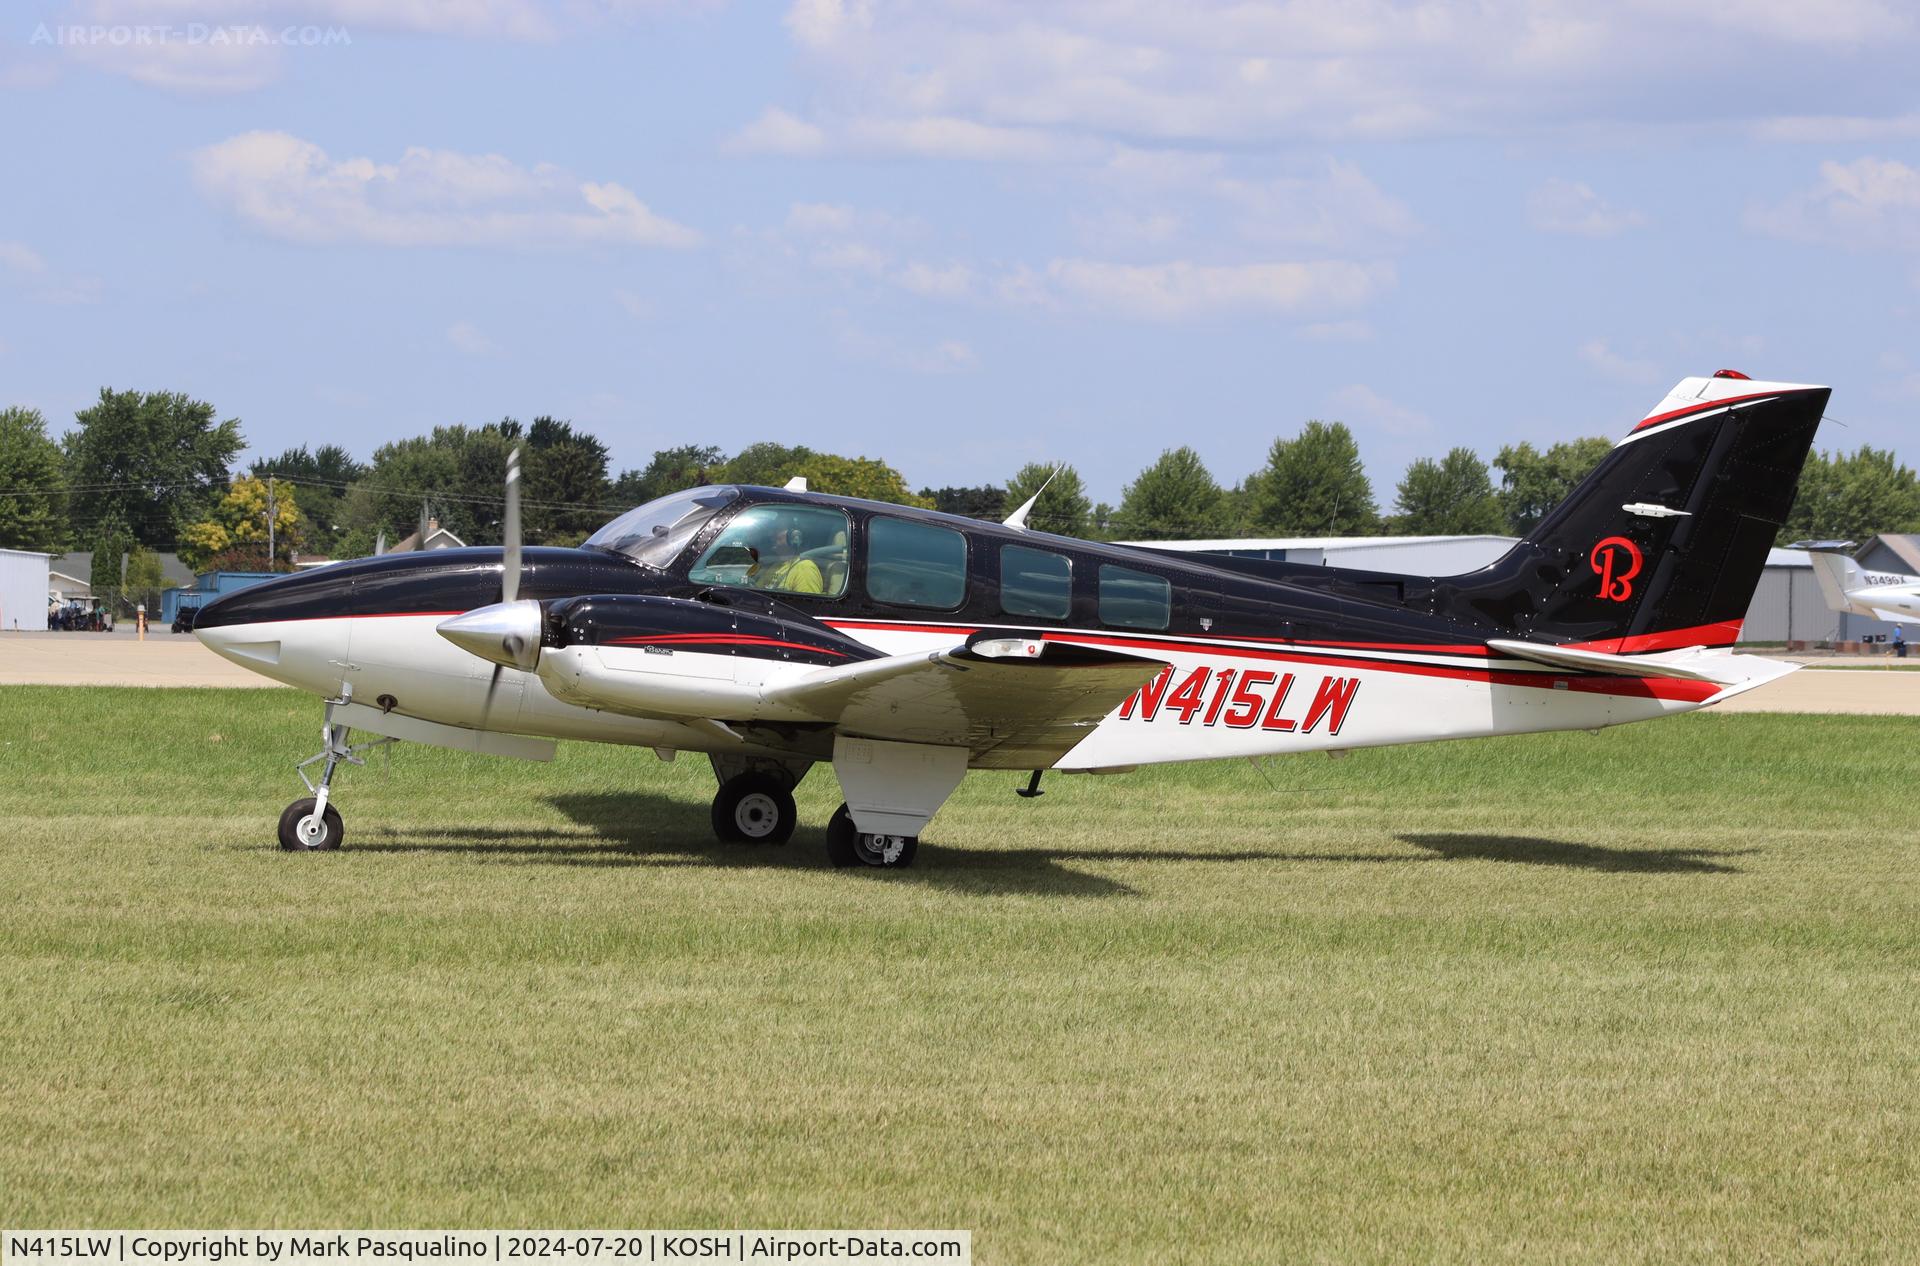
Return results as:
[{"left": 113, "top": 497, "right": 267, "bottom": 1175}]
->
[{"left": 4, "top": 1, "right": 1919, "bottom": 508}]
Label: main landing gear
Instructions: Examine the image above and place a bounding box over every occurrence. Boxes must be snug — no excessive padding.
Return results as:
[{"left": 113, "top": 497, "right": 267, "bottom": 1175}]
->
[
  {"left": 825, "top": 804, "right": 917, "bottom": 870},
  {"left": 707, "top": 755, "right": 810, "bottom": 847},
  {"left": 711, "top": 772, "right": 798, "bottom": 844},
  {"left": 279, "top": 705, "right": 394, "bottom": 852},
  {"left": 704, "top": 749, "right": 939, "bottom": 869}
]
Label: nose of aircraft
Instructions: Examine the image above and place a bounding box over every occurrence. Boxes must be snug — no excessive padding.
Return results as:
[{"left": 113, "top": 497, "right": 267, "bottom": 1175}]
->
[
  {"left": 193, "top": 567, "right": 354, "bottom": 692},
  {"left": 437, "top": 600, "right": 545, "bottom": 672}
]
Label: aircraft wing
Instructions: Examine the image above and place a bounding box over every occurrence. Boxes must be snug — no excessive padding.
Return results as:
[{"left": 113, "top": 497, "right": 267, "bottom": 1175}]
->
[
  {"left": 760, "top": 634, "right": 1168, "bottom": 767},
  {"left": 1487, "top": 638, "right": 1798, "bottom": 701}
]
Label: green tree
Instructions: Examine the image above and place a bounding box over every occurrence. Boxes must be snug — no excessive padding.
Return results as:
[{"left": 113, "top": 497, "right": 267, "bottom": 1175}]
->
[
  {"left": 0, "top": 406, "right": 67, "bottom": 551},
  {"left": 63, "top": 389, "right": 244, "bottom": 547},
  {"left": 612, "top": 444, "right": 727, "bottom": 506},
  {"left": 920, "top": 485, "right": 1006, "bottom": 520},
  {"left": 1492, "top": 437, "right": 1611, "bottom": 535},
  {"left": 123, "top": 544, "right": 166, "bottom": 614},
  {"left": 255, "top": 443, "right": 366, "bottom": 556},
  {"left": 1245, "top": 420, "right": 1378, "bottom": 535},
  {"left": 523, "top": 416, "right": 612, "bottom": 544},
  {"left": 1003, "top": 462, "right": 1093, "bottom": 537},
  {"left": 791, "top": 453, "right": 930, "bottom": 506},
  {"left": 1117, "top": 446, "right": 1230, "bottom": 540},
  {"left": 720, "top": 442, "right": 815, "bottom": 488},
  {"left": 352, "top": 423, "right": 511, "bottom": 547},
  {"left": 1780, "top": 446, "right": 1920, "bottom": 543},
  {"left": 1391, "top": 447, "right": 1508, "bottom": 535},
  {"left": 179, "top": 476, "right": 303, "bottom": 570},
  {"left": 88, "top": 517, "right": 131, "bottom": 599}
]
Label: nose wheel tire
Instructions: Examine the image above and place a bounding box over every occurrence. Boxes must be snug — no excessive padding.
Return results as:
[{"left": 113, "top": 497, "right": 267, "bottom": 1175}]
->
[
  {"left": 826, "top": 803, "right": 918, "bottom": 869},
  {"left": 277, "top": 797, "right": 344, "bottom": 851},
  {"left": 711, "top": 773, "right": 797, "bottom": 845}
]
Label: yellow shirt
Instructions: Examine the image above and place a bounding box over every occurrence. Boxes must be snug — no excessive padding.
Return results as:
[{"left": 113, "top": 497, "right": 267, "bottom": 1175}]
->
[{"left": 758, "top": 557, "right": 824, "bottom": 595}]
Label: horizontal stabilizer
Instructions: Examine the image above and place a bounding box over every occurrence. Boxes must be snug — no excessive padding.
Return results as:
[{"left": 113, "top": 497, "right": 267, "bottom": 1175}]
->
[{"left": 1487, "top": 638, "right": 1799, "bottom": 700}]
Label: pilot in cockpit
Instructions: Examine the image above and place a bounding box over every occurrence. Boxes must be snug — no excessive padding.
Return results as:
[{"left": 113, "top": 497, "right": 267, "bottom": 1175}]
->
[{"left": 749, "top": 515, "right": 825, "bottom": 594}]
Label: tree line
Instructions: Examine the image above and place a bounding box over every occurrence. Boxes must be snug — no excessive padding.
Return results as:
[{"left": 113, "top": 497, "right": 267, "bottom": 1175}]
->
[{"left": 3, "top": 389, "right": 1918, "bottom": 594}]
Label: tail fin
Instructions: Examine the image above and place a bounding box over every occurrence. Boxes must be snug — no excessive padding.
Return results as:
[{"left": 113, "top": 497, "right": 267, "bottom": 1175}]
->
[
  {"left": 1454, "top": 373, "right": 1828, "bottom": 652},
  {"left": 1800, "top": 546, "right": 1863, "bottom": 614}
]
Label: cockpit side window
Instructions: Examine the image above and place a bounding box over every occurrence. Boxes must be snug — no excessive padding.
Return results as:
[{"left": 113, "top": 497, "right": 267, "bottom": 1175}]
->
[{"left": 688, "top": 504, "right": 851, "bottom": 598}]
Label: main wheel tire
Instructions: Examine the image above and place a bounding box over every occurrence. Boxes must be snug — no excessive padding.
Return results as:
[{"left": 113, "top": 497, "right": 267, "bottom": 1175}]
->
[
  {"left": 825, "top": 803, "right": 918, "bottom": 869},
  {"left": 711, "top": 773, "right": 797, "bottom": 845},
  {"left": 277, "top": 797, "right": 343, "bottom": 851}
]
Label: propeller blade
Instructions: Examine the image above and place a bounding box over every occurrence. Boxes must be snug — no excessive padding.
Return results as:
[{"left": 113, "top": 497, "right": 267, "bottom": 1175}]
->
[{"left": 502, "top": 444, "right": 522, "bottom": 604}]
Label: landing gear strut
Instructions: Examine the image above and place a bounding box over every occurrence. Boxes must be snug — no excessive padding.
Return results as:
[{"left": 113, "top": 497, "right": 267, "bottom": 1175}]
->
[
  {"left": 279, "top": 703, "right": 394, "bottom": 852},
  {"left": 826, "top": 803, "right": 918, "bottom": 869}
]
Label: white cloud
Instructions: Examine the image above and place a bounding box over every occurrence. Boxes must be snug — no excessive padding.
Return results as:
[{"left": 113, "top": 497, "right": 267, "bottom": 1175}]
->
[
  {"left": 1218, "top": 160, "right": 1420, "bottom": 249},
  {"left": 1753, "top": 114, "right": 1920, "bottom": 142},
  {"left": 190, "top": 131, "right": 699, "bottom": 248},
  {"left": 0, "top": 240, "right": 101, "bottom": 304},
  {"left": 762, "top": 0, "right": 1920, "bottom": 150},
  {"left": 893, "top": 261, "right": 974, "bottom": 298},
  {"left": 1527, "top": 179, "right": 1647, "bottom": 237},
  {"left": 1012, "top": 258, "right": 1392, "bottom": 321},
  {"left": 1750, "top": 156, "right": 1920, "bottom": 251},
  {"left": 733, "top": 110, "right": 1087, "bottom": 161},
  {"left": 446, "top": 321, "right": 498, "bottom": 356},
  {"left": 0, "top": 241, "right": 48, "bottom": 275},
  {"left": 1327, "top": 384, "right": 1429, "bottom": 437},
  {"left": 1578, "top": 338, "right": 1660, "bottom": 384},
  {"left": 1299, "top": 319, "right": 1374, "bottom": 342},
  {"left": 785, "top": 202, "right": 857, "bottom": 234},
  {"left": 834, "top": 322, "right": 977, "bottom": 374},
  {"left": 728, "top": 107, "right": 827, "bottom": 155}
]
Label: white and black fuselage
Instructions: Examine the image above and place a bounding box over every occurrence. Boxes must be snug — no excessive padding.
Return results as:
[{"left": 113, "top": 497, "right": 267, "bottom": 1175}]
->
[{"left": 196, "top": 373, "right": 1830, "bottom": 861}]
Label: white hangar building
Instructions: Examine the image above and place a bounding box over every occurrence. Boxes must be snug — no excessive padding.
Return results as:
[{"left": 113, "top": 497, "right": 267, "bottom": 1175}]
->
[{"left": 0, "top": 547, "right": 52, "bottom": 632}]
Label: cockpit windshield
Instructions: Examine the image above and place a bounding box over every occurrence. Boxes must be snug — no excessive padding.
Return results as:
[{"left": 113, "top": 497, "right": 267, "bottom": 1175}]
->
[{"left": 583, "top": 486, "right": 739, "bottom": 569}]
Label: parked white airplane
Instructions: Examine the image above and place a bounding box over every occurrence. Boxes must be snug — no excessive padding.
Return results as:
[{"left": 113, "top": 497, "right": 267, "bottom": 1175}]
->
[
  {"left": 196, "top": 371, "right": 1829, "bottom": 869},
  {"left": 1798, "top": 543, "right": 1920, "bottom": 626}
]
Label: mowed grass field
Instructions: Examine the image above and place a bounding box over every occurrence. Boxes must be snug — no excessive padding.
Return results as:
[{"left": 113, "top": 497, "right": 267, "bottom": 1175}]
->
[{"left": 1, "top": 686, "right": 1916, "bottom": 1263}]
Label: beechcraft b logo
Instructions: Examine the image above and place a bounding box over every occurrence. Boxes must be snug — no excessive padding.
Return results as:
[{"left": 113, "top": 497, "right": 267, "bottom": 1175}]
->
[{"left": 1590, "top": 536, "right": 1643, "bottom": 603}]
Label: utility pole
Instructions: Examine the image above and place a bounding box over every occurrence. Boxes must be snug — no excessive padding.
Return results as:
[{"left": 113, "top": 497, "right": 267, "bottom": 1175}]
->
[{"left": 266, "top": 476, "right": 277, "bottom": 571}]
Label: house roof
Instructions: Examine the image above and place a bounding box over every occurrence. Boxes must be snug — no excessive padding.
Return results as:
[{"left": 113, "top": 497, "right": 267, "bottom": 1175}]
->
[{"left": 388, "top": 523, "right": 467, "bottom": 552}]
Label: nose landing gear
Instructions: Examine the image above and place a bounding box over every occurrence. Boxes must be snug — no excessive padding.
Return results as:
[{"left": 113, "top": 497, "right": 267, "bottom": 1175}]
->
[{"left": 280, "top": 702, "right": 395, "bottom": 852}]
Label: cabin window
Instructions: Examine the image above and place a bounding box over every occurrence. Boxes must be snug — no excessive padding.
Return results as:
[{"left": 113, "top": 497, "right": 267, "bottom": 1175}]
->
[
  {"left": 1099, "top": 564, "right": 1170, "bottom": 630},
  {"left": 867, "top": 517, "right": 966, "bottom": 609},
  {"left": 1000, "top": 545, "right": 1072, "bottom": 619},
  {"left": 688, "top": 504, "right": 851, "bottom": 597}
]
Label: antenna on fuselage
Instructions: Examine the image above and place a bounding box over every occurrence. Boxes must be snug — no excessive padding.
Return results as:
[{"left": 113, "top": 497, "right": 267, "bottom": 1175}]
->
[
  {"left": 783, "top": 476, "right": 808, "bottom": 492},
  {"left": 1002, "top": 466, "right": 1060, "bottom": 531}
]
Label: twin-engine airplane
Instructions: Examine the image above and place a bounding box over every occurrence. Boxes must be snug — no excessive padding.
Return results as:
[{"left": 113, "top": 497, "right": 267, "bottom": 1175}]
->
[
  {"left": 197, "top": 371, "right": 1828, "bottom": 869},
  {"left": 1796, "top": 542, "right": 1920, "bottom": 627}
]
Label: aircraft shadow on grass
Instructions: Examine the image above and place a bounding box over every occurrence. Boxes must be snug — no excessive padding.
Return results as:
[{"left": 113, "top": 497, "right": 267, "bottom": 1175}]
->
[
  {"left": 341, "top": 794, "right": 1751, "bottom": 892},
  {"left": 1393, "top": 832, "right": 1754, "bottom": 874},
  {"left": 346, "top": 792, "right": 1138, "bottom": 897}
]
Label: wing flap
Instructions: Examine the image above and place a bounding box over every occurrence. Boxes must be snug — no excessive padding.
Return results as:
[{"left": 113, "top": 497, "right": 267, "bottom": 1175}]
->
[{"left": 760, "top": 635, "right": 1168, "bottom": 766}]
